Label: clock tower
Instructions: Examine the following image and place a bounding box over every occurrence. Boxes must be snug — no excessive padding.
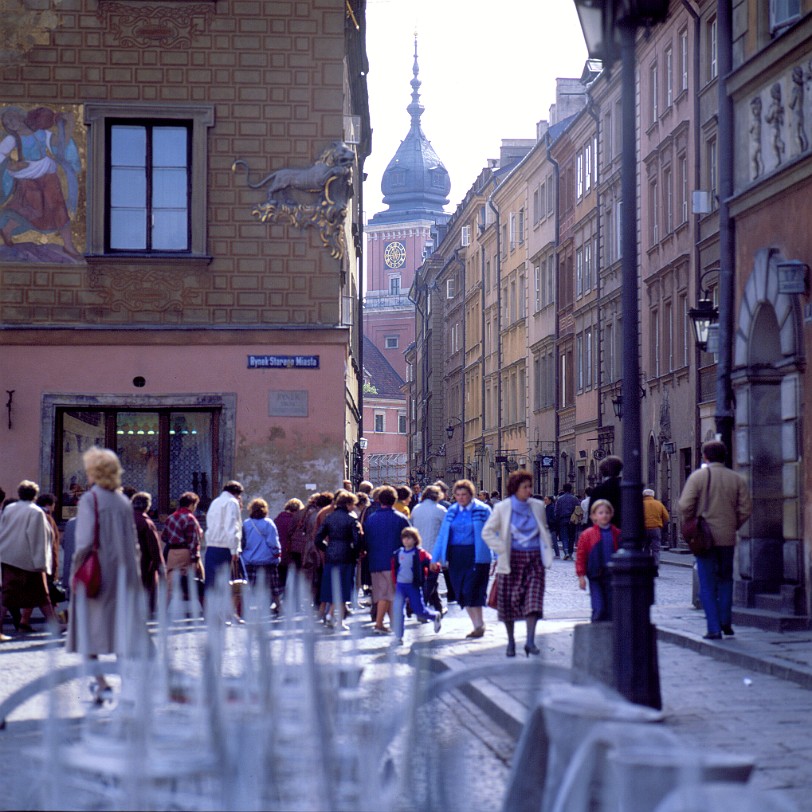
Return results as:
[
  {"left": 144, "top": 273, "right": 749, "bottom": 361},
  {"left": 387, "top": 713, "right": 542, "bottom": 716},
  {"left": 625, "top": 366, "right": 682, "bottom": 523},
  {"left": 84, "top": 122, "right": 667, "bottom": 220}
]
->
[{"left": 364, "top": 35, "right": 451, "bottom": 380}]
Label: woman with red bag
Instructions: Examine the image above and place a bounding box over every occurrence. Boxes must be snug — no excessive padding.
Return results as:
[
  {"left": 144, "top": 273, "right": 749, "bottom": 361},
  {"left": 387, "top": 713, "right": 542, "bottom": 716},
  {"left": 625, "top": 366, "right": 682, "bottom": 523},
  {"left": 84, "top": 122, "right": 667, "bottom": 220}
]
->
[{"left": 66, "top": 447, "right": 145, "bottom": 704}]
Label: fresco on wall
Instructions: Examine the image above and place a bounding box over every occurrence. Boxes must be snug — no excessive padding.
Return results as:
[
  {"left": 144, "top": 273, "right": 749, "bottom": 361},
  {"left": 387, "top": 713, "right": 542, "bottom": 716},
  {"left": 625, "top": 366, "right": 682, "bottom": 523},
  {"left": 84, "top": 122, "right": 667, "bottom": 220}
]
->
[{"left": 0, "top": 103, "right": 84, "bottom": 263}]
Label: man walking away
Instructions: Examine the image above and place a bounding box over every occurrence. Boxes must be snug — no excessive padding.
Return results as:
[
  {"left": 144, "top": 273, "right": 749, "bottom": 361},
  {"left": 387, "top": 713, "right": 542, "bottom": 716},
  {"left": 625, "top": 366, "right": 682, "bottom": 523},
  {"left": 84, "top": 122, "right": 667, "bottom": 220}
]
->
[{"left": 678, "top": 441, "right": 751, "bottom": 640}]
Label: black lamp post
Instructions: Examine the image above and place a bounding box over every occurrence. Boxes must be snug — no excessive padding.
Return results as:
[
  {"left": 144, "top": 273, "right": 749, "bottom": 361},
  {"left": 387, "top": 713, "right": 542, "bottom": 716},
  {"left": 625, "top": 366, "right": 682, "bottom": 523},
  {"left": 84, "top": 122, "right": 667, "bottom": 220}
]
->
[
  {"left": 574, "top": 0, "right": 668, "bottom": 710},
  {"left": 612, "top": 394, "right": 623, "bottom": 420}
]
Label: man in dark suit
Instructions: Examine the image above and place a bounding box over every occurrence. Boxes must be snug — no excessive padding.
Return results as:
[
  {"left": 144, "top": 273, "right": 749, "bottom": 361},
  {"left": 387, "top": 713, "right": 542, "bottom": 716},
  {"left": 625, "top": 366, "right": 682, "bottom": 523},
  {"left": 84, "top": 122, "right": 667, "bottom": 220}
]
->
[{"left": 589, "top": 456, "right": 623, "bottom": 529}]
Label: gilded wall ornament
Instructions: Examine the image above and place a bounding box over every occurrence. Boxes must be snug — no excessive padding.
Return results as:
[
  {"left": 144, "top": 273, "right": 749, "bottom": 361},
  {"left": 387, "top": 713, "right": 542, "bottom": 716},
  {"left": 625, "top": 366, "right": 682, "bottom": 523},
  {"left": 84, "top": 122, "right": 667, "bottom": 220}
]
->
[
  {"left": 97, "top": 3, "right": 213, "bottom": 49},
  {"left": 233, "top": 142, "right": 355, "bottom": 260}
]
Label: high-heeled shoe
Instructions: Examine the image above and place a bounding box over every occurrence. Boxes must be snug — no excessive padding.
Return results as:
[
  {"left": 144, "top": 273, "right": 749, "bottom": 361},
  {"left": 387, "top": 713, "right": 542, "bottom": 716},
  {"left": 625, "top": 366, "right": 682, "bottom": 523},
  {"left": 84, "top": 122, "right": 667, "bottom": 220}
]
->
[
  {"left": 505, "top": 641, "right": 516, "bottom": 658},
  {"left": 524, "top": 643, "right": 540, "bottom": 657}
]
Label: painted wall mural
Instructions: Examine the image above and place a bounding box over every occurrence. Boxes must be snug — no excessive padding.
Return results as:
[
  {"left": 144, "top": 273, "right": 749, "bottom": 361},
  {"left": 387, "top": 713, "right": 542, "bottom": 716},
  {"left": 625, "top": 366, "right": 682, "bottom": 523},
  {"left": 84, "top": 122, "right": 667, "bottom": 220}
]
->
[{"left": 0, "top": 103, "right": 84, "bottom": 263}]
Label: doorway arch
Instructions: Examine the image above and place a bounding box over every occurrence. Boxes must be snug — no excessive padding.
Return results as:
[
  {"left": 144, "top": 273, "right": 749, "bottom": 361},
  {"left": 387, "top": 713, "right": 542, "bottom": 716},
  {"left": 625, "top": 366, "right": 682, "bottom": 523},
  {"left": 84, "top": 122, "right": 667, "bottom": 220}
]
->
[{"left": 731, "top": 248, "right": 805, "bottom": 617}]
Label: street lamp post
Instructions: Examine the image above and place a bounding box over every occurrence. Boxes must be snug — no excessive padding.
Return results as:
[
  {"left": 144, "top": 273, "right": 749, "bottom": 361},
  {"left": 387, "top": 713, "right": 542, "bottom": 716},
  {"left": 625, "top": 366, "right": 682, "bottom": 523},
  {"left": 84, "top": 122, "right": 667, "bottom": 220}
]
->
[{"left": 574, "top": 0, "right": 667, "bottom": 710}]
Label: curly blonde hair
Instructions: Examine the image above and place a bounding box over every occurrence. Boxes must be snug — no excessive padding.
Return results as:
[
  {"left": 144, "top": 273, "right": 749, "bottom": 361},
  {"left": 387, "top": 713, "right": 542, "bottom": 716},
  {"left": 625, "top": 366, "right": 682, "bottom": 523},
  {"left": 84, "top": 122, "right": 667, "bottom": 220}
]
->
[{"left": 83, "top": 447, "right": 123, "bottom": 491}]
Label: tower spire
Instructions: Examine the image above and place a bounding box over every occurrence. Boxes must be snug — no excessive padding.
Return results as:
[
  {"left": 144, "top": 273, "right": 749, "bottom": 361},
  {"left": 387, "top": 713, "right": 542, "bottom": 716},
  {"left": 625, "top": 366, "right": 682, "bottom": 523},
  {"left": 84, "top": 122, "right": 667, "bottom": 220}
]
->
[{"left": 407, "top": 33, "right": 424, "bottom": 130}]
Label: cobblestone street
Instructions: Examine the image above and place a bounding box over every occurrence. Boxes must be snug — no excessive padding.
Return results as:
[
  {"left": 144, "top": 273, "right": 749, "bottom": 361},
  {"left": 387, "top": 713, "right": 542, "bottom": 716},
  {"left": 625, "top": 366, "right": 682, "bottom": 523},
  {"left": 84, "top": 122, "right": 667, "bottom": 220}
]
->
[{"left": 1, "top": 557, "right": 809, "bottom": 810}]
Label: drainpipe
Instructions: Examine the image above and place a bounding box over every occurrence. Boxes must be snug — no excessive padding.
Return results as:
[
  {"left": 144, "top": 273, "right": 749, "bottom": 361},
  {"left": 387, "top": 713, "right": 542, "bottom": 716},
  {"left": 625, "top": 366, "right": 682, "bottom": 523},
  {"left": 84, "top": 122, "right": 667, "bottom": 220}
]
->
[
  {"left": 546, "top": 131, "right": 561, "bottom": 494},
  {"left": 715, "top": 0, "right": 735, "bottom": 464},
  {"left": 480, "top": 239, "right": 487, "bottom": 489},
  {"left": 586, "top": 94, "right": 602, "bottom": 439},
  {"left": 487, "top": 188, "right": 503, "bottom": 494},
  {"left": 681, "top": 0, "right": 701, "bottom": 470},
  {"left": 442, "top": 247, "right": 465, "bottom": 468}
]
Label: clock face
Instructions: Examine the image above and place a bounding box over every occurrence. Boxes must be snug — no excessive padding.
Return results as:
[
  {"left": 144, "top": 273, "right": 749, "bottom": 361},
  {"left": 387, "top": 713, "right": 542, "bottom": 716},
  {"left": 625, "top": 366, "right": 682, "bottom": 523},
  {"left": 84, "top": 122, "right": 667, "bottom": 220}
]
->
[{"left": 384, "top": 241, "right": 406, "bottom": 269}]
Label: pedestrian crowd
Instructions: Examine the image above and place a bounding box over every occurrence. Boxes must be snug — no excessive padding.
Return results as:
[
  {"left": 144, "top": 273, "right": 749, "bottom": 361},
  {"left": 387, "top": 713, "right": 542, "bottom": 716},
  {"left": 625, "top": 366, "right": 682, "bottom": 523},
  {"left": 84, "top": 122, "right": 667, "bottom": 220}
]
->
[{"left": 0, "top": 440, "right": 749, "bottom": 699}]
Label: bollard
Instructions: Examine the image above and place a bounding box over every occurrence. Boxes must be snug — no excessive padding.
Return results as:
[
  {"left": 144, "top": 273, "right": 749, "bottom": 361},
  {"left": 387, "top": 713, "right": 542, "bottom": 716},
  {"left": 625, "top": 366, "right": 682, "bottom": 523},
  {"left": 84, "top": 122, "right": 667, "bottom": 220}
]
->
[{"left": 607, "top": 747, "right": 755, "bottom": 812}]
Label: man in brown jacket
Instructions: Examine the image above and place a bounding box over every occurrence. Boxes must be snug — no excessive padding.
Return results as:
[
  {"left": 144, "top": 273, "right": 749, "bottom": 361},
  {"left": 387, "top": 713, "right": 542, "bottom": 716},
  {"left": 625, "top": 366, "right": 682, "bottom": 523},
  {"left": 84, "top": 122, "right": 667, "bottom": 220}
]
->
[{"left": 678, "top": 441, "right": 752, "bottom": 639}]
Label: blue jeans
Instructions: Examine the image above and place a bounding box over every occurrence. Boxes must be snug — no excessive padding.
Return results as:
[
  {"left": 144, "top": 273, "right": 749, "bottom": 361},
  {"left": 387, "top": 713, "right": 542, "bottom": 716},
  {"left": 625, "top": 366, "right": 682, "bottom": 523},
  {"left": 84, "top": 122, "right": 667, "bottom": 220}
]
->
[
  {"left": 696, "top": 546, "right": 735, "bottom": 634},
  {"left": 588, "top": 576, "right": 612, "bottom": 622},
  {"left": 394, "top": 582, "right": 438, "bottom": 638}
]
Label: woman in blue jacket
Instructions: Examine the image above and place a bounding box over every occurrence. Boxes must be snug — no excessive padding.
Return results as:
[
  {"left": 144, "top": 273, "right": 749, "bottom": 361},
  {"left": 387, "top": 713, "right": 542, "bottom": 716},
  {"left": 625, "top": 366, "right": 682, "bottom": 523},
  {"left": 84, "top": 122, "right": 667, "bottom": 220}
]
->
[
  {"left": 432, "top": 479, "right": 493, "bottom": 638},
  {"left": 242, "top": 498, "right": 282, "bottom": 612}
]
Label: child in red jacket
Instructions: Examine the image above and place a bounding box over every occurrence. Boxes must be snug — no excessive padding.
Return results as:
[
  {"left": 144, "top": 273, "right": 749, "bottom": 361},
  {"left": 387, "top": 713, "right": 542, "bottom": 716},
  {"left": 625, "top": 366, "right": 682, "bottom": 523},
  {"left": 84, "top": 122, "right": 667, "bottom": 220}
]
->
[{"left": 575, "top": 500, "right": 621, "bottom": 621}]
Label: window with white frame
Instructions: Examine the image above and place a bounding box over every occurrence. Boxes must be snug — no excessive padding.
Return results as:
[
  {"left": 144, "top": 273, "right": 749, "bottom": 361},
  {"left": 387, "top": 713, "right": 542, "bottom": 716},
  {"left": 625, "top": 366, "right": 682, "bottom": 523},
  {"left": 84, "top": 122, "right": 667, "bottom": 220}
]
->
[
  {"left": 533, "top": 355, "right": 541, "bottom": 410},
  {"left": 708, "top": 137, "right": 718, "bottom": 208},
  {"left": 519, "top": 273, "right": 526, "bottom": 319},
  {"left": 664, "top": 167, "right": 673, "bottom": 234},
  {"left": 649, "top": 179, "right": 659, "bottom": 245},
  {"left": 616, "top": 201, "right": 623, "bottom": 259},
  {"left": 585, "top": 142, "right": 592, "bottom": 192},
  {"left": 576, "top": 334, "right": 584, "bottom": 391},
  {"left": 576, "top": 152, "right": 584, "bottom": 198},
  {"left": 665, "top": 47, "right": 673, "bottom": 107},
  {"left": 650, "top": 63, "right": 659, "bottom": 123},
  {"left": 547, "top": 254, "right": 555, "bottom": 305},
  {"left": 584, "top": 239, "right": 592, "bottom": 292},
  {"left": 534, "top": 264, "right": 541, "bottom": 312},
  {"left": 385, "top": 335, "right": 399, "bottom": 349},
  {"left": 539, "top": 183, "right": 546, "bottom": 219},
  {"left": 510, "top": 279, "right": 517, "bottom": 323},
  {"left": 389, "top": 274, "right": 401, "bottom": 295},
  {"left": 651, "top": 308, "right": 661, "bottom": 377},
  {"left": 398, "top": 413, "right": 407, "bottom": 434},
  {"left": 709, "top": 17, "right": 718, "bottom": 80},
  {"left": 605, "top": 322, "right": 615, "bottom": 381},
  {"left": 547, "top": 177, "right": 554, "bottom": 214},
  {"left": 518, "top": 367, "right": 526, "bottom": 420},
  {"left": 85, "top": 103, "right": 214, "bottom": 257},
  {"left": 518, "top": 208, "right": 525, "bottom": 244},
  {"left": 509, "top": 213, "right": 516, "bottom": 249},
  {"left": 664, "top": 300, "right": 673, "bottom": 372},
  {"left": 533, "top": 188, "right": 540, "bottom": 223},
  {"left": 576, "top": 247, "right": 584, "bottom": 297},
  {"left": 680, "top": 29, "right": 689, "bottom": 91},
  {"left": 585, "top": 328, "right": 593, "bottom": 387},
  {"left": 603, "top": 112, "right": 612, "bottom": 167},
  {"left": 771, "top": 0, "right": 801, "bottom": 32},
  {"left": 446, "top": 278, "right": 456, "bottom": 299},
  {"left": 374, "top": 412, "right": 385, "bottom": 432},
  {"left": 679, "top": 293, "right": 689, "bottom": 367},
  {"left": 679, "top": 156, "right": 688, "bottom": 223}
]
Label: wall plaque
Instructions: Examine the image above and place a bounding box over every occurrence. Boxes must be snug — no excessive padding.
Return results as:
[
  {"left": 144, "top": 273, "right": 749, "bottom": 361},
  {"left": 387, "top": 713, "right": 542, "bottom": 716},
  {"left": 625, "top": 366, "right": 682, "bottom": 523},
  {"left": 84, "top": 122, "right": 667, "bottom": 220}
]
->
[{"left": 268, "top": 390, "right": 309, "bottom": 417}]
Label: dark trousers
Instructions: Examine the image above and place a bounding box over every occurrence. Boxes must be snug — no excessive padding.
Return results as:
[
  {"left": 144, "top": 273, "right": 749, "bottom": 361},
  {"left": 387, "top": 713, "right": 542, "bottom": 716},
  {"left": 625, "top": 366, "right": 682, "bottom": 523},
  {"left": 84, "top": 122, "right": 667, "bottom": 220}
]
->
[
  {"left": 558, "top": 521, "right": 576, "bottom": 557},
  {"left": 588, "top": 575, "right": 612, "bottom": 622},
  {"left": 442, "top": 566, "right": 456, "bottom": 603},
  {"left": 423, "top": 568, "right": 443, "bottom": 613}
]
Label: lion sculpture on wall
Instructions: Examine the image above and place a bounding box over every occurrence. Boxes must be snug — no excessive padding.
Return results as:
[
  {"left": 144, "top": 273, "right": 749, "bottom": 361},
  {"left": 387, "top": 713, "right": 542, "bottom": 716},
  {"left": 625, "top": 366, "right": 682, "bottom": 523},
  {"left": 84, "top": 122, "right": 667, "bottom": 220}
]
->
[{"left": 232, "top": 141, "right": 355, "bottom": 258}]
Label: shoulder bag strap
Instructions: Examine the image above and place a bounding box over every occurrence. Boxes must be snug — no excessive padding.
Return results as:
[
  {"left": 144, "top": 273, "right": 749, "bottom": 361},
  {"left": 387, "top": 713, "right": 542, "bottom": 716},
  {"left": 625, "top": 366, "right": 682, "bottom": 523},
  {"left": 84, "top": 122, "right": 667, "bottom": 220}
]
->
[{"left": 91, "top": 490, "right": 100, "bottom": 552}]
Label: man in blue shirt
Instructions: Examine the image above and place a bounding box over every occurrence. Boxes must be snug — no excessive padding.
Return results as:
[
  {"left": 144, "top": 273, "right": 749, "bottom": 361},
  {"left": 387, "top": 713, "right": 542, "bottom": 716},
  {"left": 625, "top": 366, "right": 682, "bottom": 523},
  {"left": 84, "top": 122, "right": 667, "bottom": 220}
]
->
[{"left": 362, "top": 485, "right": 409, "bottom": 634}]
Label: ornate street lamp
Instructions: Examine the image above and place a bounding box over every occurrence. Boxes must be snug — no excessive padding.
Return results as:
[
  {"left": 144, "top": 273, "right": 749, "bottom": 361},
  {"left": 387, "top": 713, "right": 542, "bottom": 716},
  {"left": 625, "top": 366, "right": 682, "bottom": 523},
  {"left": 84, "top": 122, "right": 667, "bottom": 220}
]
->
[
  {"left": 612, "top": 394, "right": 623, "bottom": 420},
  {"left": 445, "top": 417, "right": 463, "bottom": 440},
  {"left": 574, "top": 0, "right": 669, "bottom": 711},
  {"left": 688, "top": 297, "right": 719, "bottom": 353}
]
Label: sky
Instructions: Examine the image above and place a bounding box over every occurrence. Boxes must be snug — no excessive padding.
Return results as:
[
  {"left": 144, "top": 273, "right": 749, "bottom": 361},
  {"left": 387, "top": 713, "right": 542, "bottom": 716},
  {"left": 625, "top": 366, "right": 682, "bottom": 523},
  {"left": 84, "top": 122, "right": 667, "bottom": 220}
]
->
[{"left": 363, "top": 0, "right": 589, "bottom": 220}]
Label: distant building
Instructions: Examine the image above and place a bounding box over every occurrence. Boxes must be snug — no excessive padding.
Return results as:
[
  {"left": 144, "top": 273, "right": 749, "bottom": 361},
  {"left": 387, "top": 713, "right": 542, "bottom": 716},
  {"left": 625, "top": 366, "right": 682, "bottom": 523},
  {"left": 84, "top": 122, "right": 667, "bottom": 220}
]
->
[{"left": 363, "top": 36, "right": 450, "bottom": 482}]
